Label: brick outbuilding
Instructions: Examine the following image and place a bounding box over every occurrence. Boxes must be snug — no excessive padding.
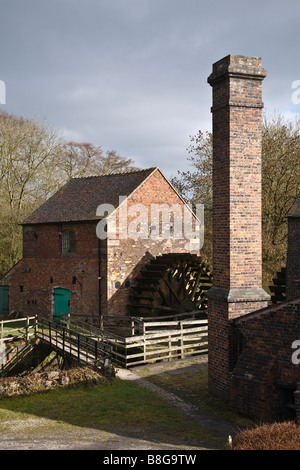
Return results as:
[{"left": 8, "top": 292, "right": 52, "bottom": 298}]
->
[
  {"left": 0, "top": 167, "right": 200, "bottom": 320},
  {"left": 229, "top": 194, "right": 300, "bottom": 422}
]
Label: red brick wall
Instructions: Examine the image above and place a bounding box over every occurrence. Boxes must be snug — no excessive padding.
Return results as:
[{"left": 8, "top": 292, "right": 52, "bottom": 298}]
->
[
  {"left": 0, "top": 221, "right": 102, "bottom": 318},
  {"left": 104, "top": 168, "right": 199, "bottom": 315},
  {"left": 0, "top": 169, "right": 199, "bottom": 319},
  {"left": 208, "top": 55, "right": 267, "bottom": 293},
  {"left": 231, "top": 299, "right": 300, "bottom": 422},
  {"left": 287, "top": 217, "right": 300, "bottom": 300},
  {"left": 207, "top": 55, "right": 270, "bottom": 398}
]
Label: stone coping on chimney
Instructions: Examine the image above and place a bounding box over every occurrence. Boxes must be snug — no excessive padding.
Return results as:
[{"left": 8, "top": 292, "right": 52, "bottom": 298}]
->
[{"left": 206, "top": 286, "right": 270, "bottom": 303}]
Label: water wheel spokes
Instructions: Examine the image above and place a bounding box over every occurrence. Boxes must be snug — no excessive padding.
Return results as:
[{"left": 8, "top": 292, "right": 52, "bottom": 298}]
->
[{"left": 128, "top": 253, "right": 212, "bottom": 317}]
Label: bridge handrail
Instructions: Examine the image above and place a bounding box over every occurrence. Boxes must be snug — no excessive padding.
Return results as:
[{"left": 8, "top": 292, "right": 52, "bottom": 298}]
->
[{"left": 36, "top": 317, "right": 112, "bottom": 365}]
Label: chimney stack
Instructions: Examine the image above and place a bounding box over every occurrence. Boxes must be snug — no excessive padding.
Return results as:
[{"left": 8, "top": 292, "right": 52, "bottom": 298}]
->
[{"left": 207, "top": 55, "right": 270, "bottom": 397}]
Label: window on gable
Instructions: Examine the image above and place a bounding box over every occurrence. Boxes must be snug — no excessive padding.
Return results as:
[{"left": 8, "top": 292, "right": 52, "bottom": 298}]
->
[{"left": 62, "top": 231, "right": 76, "bottom": 254}]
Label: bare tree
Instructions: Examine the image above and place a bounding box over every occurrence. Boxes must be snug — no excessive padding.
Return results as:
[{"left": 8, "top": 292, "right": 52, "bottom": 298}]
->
[
  {"left": 0, "top": 111, "right": 63, "bottom": 274},
  {"left": 262, "top": 114, "right": 300, "bottom": 281},
  {"left": 60, "top": 141, "right": 138, "bottom": 179},
  {"left": 0, "top": 112, "right": 63, "bottom": 217},
  {"left": 171, "top": 131, "right": 213, "bottom": 266},
  {"left": 172, "top": 115, "right": 300, "bottom": 288},
  {"left": 0, "top": 111, "right": 139, "bottom": 277}
]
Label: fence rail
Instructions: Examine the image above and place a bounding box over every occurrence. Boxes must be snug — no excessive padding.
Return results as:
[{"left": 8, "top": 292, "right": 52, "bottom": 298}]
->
[
  {"left": 58, "top": 313, "right": 208, "bottom": 368},
  {"left": 0, "top": 313, "right": 208, "bottom": 370},
  {"left": 109, "top": 318, "right": 208, "bottom": 367},
  {"left": 0, "top": 316, "right": 36, "bottom": 343}
]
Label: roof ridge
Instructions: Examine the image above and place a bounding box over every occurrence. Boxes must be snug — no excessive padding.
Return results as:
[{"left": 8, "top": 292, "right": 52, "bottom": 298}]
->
[
  {"left": 70, "top": 167, "right": 158, "bottom": 181},
  {"left": 287, "top": 194, "right": 300, "bottom": 218},
  {"left": 22, "top": 166, "right": 160, "bottom": 225}
]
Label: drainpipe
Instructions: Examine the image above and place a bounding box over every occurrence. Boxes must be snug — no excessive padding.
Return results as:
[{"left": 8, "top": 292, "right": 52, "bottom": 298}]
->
[{"left": 98, "top": 238, "right": 102, "bottom": 316}]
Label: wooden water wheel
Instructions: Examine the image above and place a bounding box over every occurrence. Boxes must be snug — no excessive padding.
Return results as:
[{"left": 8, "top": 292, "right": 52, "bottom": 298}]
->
[{"left": 127, "top": 253, "right": 212, "bottom": 317}]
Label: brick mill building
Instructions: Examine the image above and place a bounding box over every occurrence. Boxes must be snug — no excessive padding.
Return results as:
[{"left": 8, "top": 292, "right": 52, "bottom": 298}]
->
[
  {"left": 1, "top": 52, "right": 300, "bottom": 424},
  {"left": 0, "top": 167, "right": 203, "bottom": 321}
]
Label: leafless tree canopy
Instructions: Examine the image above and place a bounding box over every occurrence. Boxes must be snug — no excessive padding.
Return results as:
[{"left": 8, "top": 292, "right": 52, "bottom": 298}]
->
[
  {"left": 0, "top": 111, "right": 138, "bottom": 276},
  {"left": 171, "top": 114, "right": 300, "bottom": 289}
]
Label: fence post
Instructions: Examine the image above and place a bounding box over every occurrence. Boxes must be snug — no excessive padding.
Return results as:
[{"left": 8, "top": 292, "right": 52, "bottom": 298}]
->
[
  {"left": 77, "top": 334, "right": 80, "bottom": 364},
  {"left": 34, "top": 315, "right": 38, "bottom": 338},
  {"left": 143, "top": 336, "right": 146, "bottom": 363},
  {"left": 26, "top": 316, "right": 29, "bottom": 343},
  {"left": 62, "top": 327, "right": 65, "bottom": 359},
  {"left": 94, "top": 340, "right": 98, "bottom": 362},
  {"left": 70, "top": 328, "right": 73, "bottom": 355},
  {"left": 141, "top": 318, "right": 146, "bottom": 335},
  {"left": 168, "top": 335, "right": 172, "bottom": 361},
  {"left": 180, "top": 322, "right": 184, "bottom": 359},
  {"left": 55, "top": 322, "right": 58, "bottom": 348}
]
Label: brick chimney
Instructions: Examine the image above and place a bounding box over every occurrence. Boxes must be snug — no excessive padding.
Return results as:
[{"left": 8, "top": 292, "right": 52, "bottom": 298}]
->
[{"left": 207, "top": 55, "right": 270, "bottom": 398}]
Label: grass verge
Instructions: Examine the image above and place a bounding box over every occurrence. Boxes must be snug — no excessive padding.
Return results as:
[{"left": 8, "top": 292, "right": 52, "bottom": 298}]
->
[
  {"left": 0, "top": 377, "right": 219, "bottom": 450},
  {"left": 134, "top": 365, "right": 256, "bottom": 429}
]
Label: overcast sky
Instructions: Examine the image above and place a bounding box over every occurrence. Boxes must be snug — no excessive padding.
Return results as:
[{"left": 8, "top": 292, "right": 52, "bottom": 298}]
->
[{"left": 0, "top": 0, "right": 300, "bottom": 178}]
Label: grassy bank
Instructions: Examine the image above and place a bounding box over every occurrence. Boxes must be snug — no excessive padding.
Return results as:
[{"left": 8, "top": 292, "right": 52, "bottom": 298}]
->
[
  {"left": 133, "top": 362, "right": 256, "bottom": 428},
  {"left": 0, "top": 376, "right": 219, "bottom": 450}
]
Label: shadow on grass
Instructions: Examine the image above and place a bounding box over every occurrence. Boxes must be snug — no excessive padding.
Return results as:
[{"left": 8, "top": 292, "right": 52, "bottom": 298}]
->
[
  {"left": 0, "top": 374, "right": 224, "bottom": 450},
  {"left": 131, "top": 358, "right": 256, "bottom": 430}
]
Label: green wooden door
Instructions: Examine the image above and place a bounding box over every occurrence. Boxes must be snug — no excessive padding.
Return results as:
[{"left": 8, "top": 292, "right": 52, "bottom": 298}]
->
[
  {"left": 54, "top": 288, "right": 70, "bottom": 323},
  {"left": 0, "top": 286, "right": 9, "bottom": 315}
]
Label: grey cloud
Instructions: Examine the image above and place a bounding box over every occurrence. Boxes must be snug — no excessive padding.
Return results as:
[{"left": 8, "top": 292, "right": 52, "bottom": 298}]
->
[{"left": 0, "top": 0, "right": 300, "bottom": 176}]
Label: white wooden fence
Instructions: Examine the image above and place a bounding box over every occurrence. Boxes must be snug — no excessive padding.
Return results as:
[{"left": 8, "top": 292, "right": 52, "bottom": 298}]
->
[
  {"left": 0, "top": 313, "right": 208, "bottom": 369},
  {"left": 0, "top": 317, "right": 37, "bottom": 375},
  {"left": 61, "top": 313, "right": 208, "bottom": 368},
  {"left": 0, "top": 316, "right": 36, "bottom": 343},
  {"left": 107, "top": 317, "right": 208, "bottom": 367}
]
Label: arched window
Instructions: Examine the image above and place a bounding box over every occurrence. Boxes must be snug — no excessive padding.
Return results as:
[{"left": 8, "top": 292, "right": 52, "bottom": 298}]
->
[{"left": 62, "top": 231, "right": 76, "bottom": 253}]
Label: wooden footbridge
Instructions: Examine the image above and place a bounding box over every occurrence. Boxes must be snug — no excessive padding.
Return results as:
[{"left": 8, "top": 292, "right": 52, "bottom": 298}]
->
[{"left": 0, "top": 313, "right": 208, "bottom": 374}]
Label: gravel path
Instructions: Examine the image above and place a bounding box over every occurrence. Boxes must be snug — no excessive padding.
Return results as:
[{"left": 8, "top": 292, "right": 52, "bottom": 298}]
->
[
  {"left": 0, "top": 355, "right": 236, "bottom": 450},
  {"left": 116, "top": 356, "right": 236, "bottom": 444}
]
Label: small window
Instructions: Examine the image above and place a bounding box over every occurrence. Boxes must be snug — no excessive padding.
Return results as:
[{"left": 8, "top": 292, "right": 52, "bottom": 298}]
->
[
  {"left": 0, "top": 286, "right": 9, "bottom": 315},
  {"left": 62, "top": 231, "right": 76, "bottom": 253}
]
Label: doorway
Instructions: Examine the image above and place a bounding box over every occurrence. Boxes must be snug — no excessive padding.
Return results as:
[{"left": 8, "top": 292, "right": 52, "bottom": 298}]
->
[
  {"left": 54, "top": 288, "right": 70, "bottom": 323},
  {"left": 0, "top": 286, "right": 9, "bottom": 315}
]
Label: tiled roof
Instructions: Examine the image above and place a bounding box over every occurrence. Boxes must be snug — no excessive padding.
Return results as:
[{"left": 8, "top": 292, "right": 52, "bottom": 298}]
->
[
  {"left": 23, "top": 167, "right": 157, "bottom": 224},
  {"left": 287, "top": 195, "right": 300, "bottom": 218}
]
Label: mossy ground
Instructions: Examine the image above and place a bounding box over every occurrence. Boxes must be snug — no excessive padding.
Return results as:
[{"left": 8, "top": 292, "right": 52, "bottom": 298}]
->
[{"left": 0, "top": 376, "right": 217, "bottom": 450}]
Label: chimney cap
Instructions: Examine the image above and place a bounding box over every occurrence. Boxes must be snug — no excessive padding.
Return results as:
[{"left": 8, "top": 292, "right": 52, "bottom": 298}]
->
[{"left": 208, "top": 54, "right": 267, "bottom": 86}]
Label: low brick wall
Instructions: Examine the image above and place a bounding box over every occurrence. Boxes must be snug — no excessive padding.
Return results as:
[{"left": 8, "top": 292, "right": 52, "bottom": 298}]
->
[{"left": 230, "top": 298, "right": 300, "bottom": 422}]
